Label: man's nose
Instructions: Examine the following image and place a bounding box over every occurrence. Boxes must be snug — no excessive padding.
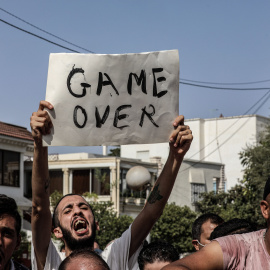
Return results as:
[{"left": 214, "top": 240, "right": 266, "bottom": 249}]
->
[{"left": 73, "top": 206, "right": 82, "bottom": 215}]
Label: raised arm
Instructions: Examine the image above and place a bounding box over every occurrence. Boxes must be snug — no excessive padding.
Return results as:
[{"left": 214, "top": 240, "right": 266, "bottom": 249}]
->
[
  {"left": 129, "top": 115, "right": 193, "bottom": 258},
  {"left": 30, "top": 101, "right": 54, "bottom": 270},
  {"left": 161, "top": 241, "right": 224, "bottom": 270}
]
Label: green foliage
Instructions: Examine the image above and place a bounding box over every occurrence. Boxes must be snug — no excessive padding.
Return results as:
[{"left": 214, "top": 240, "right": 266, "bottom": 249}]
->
[
  {"left": 91, "top": 201, "right": 133, "bottom": 249},
  {"left": 95, "top": 169, "right": 111, "bottom": 192},
  {"left": 195, "top": 188, "right": 265, "bottom": 227},
  {"left": 82, "top": 192, "right": 99, "bottom": 202},
  {"left": 108, "top": 147, "right": 120, "bottom": 157},
  {"left": 150, "top": 203, "right": 197, "bottom": 253},
  {"left": 195, "top": 125, "right": 270, "bottom": 228},
  {"left": 239, "top": 124, "right": 270, "bottom": 201},
  {"left": 50, "top": 190, "right": 63, "bottom": 209}
]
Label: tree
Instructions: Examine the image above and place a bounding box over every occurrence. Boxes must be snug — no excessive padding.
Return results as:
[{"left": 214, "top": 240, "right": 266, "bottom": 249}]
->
[
  {"left": 150, "top": 203, "right": 197, "bottom": 253},
  {"left": 239, "top": 124, "right": 270, "bottom": 203},
  {"left": 195, "top": 125, "right": 270, "bottom": 228},
  {"left": 91, "top": 201, "right": 133, "bottom": 249},
  {"left": 108, "top": 147, "right": 120, "bottom": 157}
]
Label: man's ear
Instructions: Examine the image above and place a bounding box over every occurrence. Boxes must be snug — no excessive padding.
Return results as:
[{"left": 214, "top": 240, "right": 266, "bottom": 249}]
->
[
  {"left": 260, "top": 200, "right": 270, "bottom": 220},
  {"left": 53, "top": 227, "right": 63, "bottom": 239},
  {"left": 15, "top": 234, "right": 21, "bottom": 251},
  {"left": 192, "top": 240, "right": 200, "bottom": 251}
]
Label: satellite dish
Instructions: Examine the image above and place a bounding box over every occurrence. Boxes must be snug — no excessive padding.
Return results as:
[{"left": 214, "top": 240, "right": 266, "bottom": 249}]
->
[{"left": 126, "top": 166, "right": 151, "bottom": 191}]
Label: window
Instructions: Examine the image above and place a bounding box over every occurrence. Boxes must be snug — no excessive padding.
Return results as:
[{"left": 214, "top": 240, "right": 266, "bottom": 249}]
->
[
  {"left": 0, "top": 150, "right": 20, "bottom": 187},
  {"left": 92, "top": 168, "right": 110, "bottom": 196},
  {"left": 191, "top": 183, "right": 206, "bottom": 203},
  {"left": 136, "top": 151, "right": 149, "bottom": 161},
  {"left": 49, "top": 170, "right": 63, "bottom": 195}
]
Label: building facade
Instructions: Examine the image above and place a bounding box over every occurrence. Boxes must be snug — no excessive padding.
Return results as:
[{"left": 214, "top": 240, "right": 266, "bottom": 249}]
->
[
  {"left": 121, "top": 114, "right": 270, "bottom": 208},
  {"left": 46, "top": 152, "right": 159, "bottom": 218},
  {"left": 0, "top": 121, "right": 33, "bottom": 234}
]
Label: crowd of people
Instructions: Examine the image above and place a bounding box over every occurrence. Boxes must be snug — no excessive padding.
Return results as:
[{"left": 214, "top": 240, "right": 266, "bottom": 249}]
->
[{"left": 1, "top": 100, "right": 269, "bottom": 269}]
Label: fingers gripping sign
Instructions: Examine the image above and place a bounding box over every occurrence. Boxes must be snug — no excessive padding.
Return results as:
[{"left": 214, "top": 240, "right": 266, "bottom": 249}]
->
[
  {"left": 30, "top": 101, "right": 54, "bottom": 146},
  {"left": 169, "top": 115, "right": 193, "bottom": 156}
]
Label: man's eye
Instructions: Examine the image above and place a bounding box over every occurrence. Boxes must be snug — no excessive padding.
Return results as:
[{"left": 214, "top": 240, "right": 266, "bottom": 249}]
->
[
  {"left": 3, "top": 231, "right": 13, "bottom": 237},
  {"left": 64, "top": 210, "right": 71, "bottom": 214}
]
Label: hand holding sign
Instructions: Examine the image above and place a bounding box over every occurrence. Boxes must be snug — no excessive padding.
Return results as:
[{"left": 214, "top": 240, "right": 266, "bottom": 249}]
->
[{"left": 43, "top": 50, "right": 179, "bottom": 146}]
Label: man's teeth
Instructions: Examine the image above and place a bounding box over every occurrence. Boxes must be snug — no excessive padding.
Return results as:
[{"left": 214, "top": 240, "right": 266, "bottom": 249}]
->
[
  {"left": 75, "top": 220, "right": 85, "bottom": 226},
  {"left": 74, "top": 219, "right": 86, "bottom": 231}
]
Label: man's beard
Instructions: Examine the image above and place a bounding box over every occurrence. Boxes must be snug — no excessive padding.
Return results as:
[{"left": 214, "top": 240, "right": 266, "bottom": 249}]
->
[{"left": 60, "top": 222, "right": 96, "bottom": 251}]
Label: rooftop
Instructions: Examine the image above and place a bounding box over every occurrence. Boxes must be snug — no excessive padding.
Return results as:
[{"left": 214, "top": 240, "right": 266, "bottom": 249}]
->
[{"left": 0, "top": 121, "right": 33, "bottom": 142}]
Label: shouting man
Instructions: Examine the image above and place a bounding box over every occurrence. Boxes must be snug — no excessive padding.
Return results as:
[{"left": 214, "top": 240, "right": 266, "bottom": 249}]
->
[{"left": 30, "top": 100, "right": 193, "bottom": 270}]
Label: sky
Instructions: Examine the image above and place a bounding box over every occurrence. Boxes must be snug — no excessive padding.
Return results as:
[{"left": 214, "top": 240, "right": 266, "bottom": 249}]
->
[{"left": 1, "top": 1, "right": 270, "bottom": 155}]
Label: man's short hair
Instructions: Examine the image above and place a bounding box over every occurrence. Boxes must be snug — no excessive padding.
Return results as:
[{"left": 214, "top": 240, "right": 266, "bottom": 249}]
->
[
  {"left": 138, "top": 241, "right": 179, "bottom": 270},
  {"left": 192, "top": 213, "right": 224, "bottom": 241},
  {"left": 52, "top": 194, "right": 95, "bottom": 228},
  {"left": 58, "top": 248, "right": 109, "bottom": 270},
  {"left": 210, "top": 218, "right": 257, "bottom": 240},
  {"left": 0, "top": 194, "right": 21, "bottom": 236}
]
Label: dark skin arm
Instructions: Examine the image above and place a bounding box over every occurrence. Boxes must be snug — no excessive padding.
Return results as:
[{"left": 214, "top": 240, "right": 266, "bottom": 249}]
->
[
  {"left": 30, "top": 101, "right": 53, "bottom": 270},
  {"left": 161, "top": 241, "right": 224, "bottom": 270},
  {"left": 129, "top": 115, "right": 193, "bottom": 258}
]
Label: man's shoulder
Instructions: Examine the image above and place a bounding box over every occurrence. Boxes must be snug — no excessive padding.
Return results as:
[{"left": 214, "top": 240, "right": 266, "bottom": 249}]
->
[{"left": 215, "top": 229, "right": 265, "bottom": 248}]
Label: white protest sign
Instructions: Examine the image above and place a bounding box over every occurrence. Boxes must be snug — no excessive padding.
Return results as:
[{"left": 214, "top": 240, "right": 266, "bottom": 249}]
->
[{"left": 43, "top": 50, "right": 179, "bottom": 146}]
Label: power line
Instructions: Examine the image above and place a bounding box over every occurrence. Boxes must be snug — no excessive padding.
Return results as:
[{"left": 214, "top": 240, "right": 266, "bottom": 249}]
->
[
  {"left": 0, "top": 18, "right": 79, "bottom": 53},
  {"left": 180, "top": 81, "right": 270, "bottom": 91},
  {"left": 180, "top": 78, "right": 270, "bottom": 85},
  {"left": 1, "top": 9, "right": 270, "bottom": 91},
  {"left": 0, "top": 7, "right": 95, "bottom": 53},
  {"left": 179, "top": 90, "right": 270, "bottom": 174}
]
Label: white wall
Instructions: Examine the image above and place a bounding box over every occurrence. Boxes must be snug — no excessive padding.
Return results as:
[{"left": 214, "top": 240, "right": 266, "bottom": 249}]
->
[{"left": 121, "top": 114, "right": 270, "bottom": 190}]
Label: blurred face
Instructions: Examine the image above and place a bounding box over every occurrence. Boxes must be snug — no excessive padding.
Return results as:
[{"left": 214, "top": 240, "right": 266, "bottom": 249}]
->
[
  {"left": 55, "top": 196, "right": 96, "bottom": 252},
  {"left": 0, "top": 214, "right": 20, "bottom": 270},
  {"left": 144, "top": 261, "right": 171, "bottom": 270},
  {"left": 199, "top": 220, "right": 218, "bottom": 249}
]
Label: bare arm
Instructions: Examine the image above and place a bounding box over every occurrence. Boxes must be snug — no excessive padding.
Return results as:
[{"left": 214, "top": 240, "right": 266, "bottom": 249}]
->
[
  {"left": 30, "top": 101, "right": 54, "bottom": 270},
  {"left": 129, "top": 115, "right": 193, "bottom": 258},
  {"left": 161, "top": 241, "right": 224, "bottom": 270}
]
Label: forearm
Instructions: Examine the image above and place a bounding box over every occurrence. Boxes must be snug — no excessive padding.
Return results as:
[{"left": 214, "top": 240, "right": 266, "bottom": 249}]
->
[
  {"left": 32, "top": 144, "right": 50, "bottom": 208},
  {"left": 31, "top": 144, "right": 52, "bottom": 269},
  {"left": 144, "top": 149, "right": 183, "bottom": 218},
  {"left": 130, "top": 149, "right": 183, "bottom": 256}
]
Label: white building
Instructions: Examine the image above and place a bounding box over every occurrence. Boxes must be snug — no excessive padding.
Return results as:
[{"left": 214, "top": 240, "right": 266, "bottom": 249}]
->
[
  {"left": 121, "top": 114, "right": 270, "bottom": 208},
  {"left": 0, "top": 121, "right": 33, "bottom": 233},
  {"left": 46, "top": 152, "right": 159, "bottom": 218}
]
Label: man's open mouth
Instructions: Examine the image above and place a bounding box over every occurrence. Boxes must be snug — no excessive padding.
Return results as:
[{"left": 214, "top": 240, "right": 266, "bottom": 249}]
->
[{"left": 72, "top": 218, "right": 89, "bottom": 234}]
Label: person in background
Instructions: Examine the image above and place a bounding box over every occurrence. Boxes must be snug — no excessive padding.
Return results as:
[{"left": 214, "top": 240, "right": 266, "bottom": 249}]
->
[
  {"left": 161, "top": 177, "right": 270, "bottom": 270},
  {"left": 0, "top": 194, "right": 29, "bottom": 270},
  {"left": 138, "top": 241, "right": 179, "bottom": 270},
  {"left": 58, "top": 248, "right": 109, "bottom": 270},
  {"left": 210, "top": 218, "right": 257, "bottom": 240},
  {"left": 191, "top": 213, "right": 224, "bottom": 251}
]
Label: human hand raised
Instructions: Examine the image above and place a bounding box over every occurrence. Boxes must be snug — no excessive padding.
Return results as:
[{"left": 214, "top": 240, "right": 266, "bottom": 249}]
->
[
  {"left": 30, "top": 101, "right": 53, "bottom": 147},
  {"left": 169, "top": 115, "right": 193, "bottom": 158}
]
